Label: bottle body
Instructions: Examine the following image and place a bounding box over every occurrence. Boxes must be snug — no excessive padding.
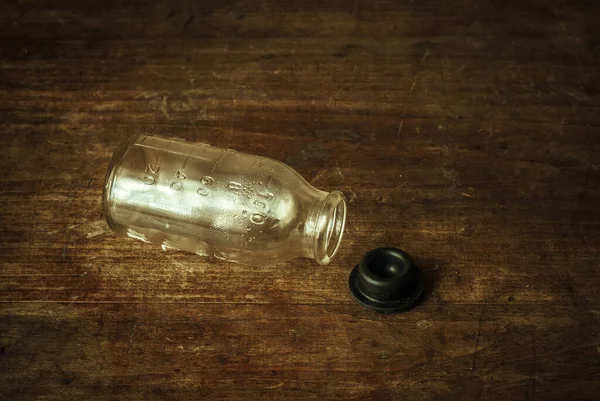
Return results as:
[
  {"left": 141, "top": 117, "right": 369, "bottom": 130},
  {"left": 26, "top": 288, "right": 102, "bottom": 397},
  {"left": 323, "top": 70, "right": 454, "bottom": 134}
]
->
[{"left": 103, "top": 134, "right": 346, "bottom": 265}]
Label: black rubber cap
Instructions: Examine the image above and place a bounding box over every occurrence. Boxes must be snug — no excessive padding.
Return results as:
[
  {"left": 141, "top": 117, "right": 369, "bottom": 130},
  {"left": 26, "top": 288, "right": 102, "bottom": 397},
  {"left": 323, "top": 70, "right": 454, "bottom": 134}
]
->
[{"left": 349, "top": 248, "right": 425, "bottom": 313}]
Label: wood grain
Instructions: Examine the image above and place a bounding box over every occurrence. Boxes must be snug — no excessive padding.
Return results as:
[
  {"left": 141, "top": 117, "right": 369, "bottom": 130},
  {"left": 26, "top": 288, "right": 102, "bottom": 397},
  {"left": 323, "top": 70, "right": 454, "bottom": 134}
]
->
[{"left": 1, "top": 1, "right": 599, "bottom": 400}]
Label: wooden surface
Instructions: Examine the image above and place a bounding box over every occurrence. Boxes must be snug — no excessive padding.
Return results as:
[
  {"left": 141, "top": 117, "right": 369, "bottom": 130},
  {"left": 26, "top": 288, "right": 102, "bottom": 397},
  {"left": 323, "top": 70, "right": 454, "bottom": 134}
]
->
[{"left": 1, "top": 1, "right": 599, "bottom": 399}]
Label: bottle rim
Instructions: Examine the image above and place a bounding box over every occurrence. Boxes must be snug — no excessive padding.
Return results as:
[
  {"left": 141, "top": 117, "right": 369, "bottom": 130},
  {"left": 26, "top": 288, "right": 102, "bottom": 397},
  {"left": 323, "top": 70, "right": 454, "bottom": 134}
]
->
[
  {"left": 313, "top": 191, "right": 347, "bottom": 265},
  {"left": 102, "top": 134, "right": 143, "bottom": 231}
]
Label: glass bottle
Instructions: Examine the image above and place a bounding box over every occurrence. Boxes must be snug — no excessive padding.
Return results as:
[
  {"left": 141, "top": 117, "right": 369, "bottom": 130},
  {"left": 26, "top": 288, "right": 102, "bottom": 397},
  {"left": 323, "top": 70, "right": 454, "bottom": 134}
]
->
[{"left": 103, "top": 134, "right": 347, "bottom": 265}]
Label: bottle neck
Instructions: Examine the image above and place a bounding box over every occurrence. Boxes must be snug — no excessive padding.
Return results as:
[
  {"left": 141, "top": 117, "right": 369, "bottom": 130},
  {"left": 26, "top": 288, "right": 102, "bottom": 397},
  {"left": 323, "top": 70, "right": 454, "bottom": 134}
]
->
[{"left": 302, "top": 190, "right": 347, "bottom": 265}]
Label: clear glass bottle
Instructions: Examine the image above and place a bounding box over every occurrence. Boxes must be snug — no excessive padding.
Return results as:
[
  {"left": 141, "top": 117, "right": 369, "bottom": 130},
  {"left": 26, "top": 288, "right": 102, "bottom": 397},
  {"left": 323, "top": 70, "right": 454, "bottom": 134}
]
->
[{"left": 103, "top": 134, "right": 347, "bottom": 265}]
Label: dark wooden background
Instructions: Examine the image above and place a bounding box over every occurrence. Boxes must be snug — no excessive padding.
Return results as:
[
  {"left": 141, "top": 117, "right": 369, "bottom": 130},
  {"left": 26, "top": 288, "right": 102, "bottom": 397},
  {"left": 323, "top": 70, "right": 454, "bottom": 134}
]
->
[{"left": 1, "top": 1, "right": 599, "bottom": 400}]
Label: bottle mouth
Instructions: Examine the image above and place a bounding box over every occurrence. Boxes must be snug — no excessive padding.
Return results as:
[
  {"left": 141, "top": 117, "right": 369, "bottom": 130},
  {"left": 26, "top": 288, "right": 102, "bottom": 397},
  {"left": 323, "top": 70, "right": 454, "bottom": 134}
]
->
[{"left": 313, "top": 191, "right": 347, "bottom": 265}]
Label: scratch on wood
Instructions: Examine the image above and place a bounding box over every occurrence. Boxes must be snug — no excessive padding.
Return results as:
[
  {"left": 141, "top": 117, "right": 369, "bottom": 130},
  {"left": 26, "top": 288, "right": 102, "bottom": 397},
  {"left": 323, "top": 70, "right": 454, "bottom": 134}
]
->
[
  {"left": 335, "top": 164, "right": 345, "bottom": 181},
  {"left": 559, "top": 117, "right": 565, "bottom": 137},
  {"left": 421, "top": 48, "right": 430, "bottom": 61},
  {"left": 160, "top": 96, "right": 169, "bottom": 119},
  {"left": 134, "top": 91, "right": 171, "bottom": 100},
  {"left": 129, "top": 324, "right": 137, "bottom": 342},
  {"left": 86, "top": 230, "right": 105, "bottom": 239},
  {"left": 396, "top": 119, "right": 404, "bottom": 143},
  {"left": 571, "top": 154, "right": 599, "bottom": 171},
  {"left": 310, "top": 169, "right": 327, "bottom": 184},
  {"left": 417, "top": 320, "right": 433, "bottom": 329},
  {"left": 184, "top": 14, "right": 195, "bottom": 29},
  {"left": 384, "top": 321, "right": 460, "bottom": 366},
  {"left": 166, "top": 255, "right": 189, "bottom": 271},
  {"left": 127, "top": 324, "right": 137, "bottom": 352},
  {"left": 410, "top": 73, "right": 420, "bottom": 94},
  {"left": 47, "top": 311, "right": 60, "bottom": 322}
]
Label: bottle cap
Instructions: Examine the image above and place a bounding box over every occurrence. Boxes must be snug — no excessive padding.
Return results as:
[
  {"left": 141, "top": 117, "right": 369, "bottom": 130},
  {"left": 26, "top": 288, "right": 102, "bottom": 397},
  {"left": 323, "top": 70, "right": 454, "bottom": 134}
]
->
[{"left": 348, "top": 247, "right": 425, "bottom": 313}]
